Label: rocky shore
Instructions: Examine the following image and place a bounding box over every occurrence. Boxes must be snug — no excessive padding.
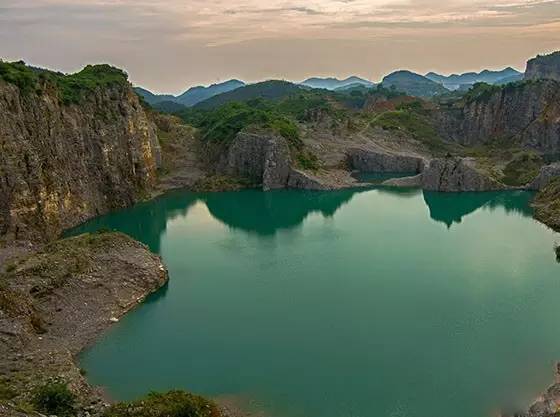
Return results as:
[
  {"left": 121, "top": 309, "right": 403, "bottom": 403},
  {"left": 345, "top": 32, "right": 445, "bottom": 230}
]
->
[{"left": 0, "top": 232, "right": 168, "bottom": 416}]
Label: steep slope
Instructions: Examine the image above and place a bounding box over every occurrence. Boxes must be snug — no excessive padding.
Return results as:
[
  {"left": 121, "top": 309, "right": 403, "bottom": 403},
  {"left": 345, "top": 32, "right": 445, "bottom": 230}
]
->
[
  {"left": 301, "top": 76, "right": 373, "bottom": 90},
  {"left": 437, "top": 80, "right": 560, "bottom": 153},
  {"left": 382, "top": 71, "right": 449, "bottom": 97},
  {"left": 194, "top": 80, "right": 303, "bottom": 110},
  {"left": 525, "top": 51, "right": 560, "bottom": 82},
  {"left": 0, "top": 62, "right": 161, "bottom": 242}
]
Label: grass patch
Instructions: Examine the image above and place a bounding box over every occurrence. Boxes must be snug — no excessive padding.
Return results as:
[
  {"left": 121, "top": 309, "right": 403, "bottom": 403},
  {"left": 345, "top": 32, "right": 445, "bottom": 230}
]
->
[
  {"left": 371, "top": 109, "right": 445, "bottom": 151},
  {"left": 32, "top": 381, "right": 76, "bottom": 417},
  {"left": 104, "top": 390, "right": 220, "bottom": 417}
]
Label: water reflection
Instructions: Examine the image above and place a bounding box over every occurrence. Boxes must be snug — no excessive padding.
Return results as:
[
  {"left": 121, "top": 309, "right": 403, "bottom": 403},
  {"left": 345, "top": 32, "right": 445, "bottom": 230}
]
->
[
  {"left": 423, "top": 191, "right": 534, "bottom": 228},
  {"left": 68, "top": 188, "right": 537, "bottom": 250}
]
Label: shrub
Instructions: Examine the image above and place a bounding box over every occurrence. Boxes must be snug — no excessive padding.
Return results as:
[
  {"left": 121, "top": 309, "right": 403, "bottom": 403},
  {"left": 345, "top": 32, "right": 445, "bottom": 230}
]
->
[
  {"left": 104, "top": 390, "right": 221, "bottom": 417},
  {"left": 32, "top": 382, "right": 76, "bottom": 417}
]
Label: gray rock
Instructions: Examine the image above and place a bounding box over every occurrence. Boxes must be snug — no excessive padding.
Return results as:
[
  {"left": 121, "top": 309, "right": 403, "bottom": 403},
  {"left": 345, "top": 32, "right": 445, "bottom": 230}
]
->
[
  {"left": 382, "top": 174, "right": 423, "bottom": 188},
  {"left": 347, "top": 147, "right": 426, "bottom": 173},
  {"left": 223, "top": 132, "right": 291, "bottom": 190},
  {"left": 287, "top": 169, "right": 331, "bottom": 190},
  {"left": 528, "top": 162, "right": 560, "bottom": 190},
  {"left": 421, "top": 157, "right": 505, "bottom": 192}
]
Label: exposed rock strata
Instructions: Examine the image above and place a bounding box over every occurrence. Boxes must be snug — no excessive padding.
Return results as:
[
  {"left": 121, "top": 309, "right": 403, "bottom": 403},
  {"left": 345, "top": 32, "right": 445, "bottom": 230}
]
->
[
  {"left": 347, "top": 147, "right": 426, "bottom": 173},
  {"left": 0, "top": 80, "right": 161, "bottom": 242},
  {"left": 422, "top": 157, "right": 505, "bottom": 192},
  {"left": 0, "top": 232, "right": 168, "bottom": 415},
  {"left": 437, "top": 80, "right": 560, "bottom": 153},
  {"left": 222, "top": 132, "right": 291, "bottom": 191},
  {"left": 525, "top": 52, "right": 560, "bottom": 82}
]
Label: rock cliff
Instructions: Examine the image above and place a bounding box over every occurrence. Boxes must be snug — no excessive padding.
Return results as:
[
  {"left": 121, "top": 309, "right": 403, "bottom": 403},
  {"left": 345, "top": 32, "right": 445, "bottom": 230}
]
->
[
  {"left": 438, "top": 80, "right": 560, "bottom": 153},
  {"left": 525, "top": 51, "right": 560, "bottom": 82},
  {"left": 421, "top": 157, "right": 505, "bottom": 192},
  {"left": 222, "top": 132, "right": 291, "bottom": 191},
  {"left": 528, "top": 163, "right": 560, "bottom": 190},
  {"left": 0, "top": 67, "right": 160, "bottom": 241}
]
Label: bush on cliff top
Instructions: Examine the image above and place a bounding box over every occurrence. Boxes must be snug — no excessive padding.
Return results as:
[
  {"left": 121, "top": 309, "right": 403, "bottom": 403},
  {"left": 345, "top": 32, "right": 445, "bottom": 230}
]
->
[
  {"left": 0, "top": 60, "right": 128, "bottom": 104},
  {"left": 104, "top": 390, "right": 221, "bottom": 417}
]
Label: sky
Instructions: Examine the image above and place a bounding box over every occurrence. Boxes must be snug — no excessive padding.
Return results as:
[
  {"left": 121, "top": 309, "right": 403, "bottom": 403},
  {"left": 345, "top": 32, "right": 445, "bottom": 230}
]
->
[{"left": 1, "top": 0, "right": 560, "bottom": 94}]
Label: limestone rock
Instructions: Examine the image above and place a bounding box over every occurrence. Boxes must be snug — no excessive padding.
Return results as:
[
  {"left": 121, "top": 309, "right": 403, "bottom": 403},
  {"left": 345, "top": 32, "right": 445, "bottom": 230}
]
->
[
  {"left": 421, "top": 157, "right": 505, "bottom": 192},
  {"left": 0, "top": 81, "right": 160, "bottom": 241},
  {"left": 223, "top": 132, "right": 291, "bottom": 191},
  {"left": 525, "top": 51, "right": 560, "bottom": 82},
  {"left": 347, "top": 147, "right": 426, "bottom": 173},
  {"left": 382, "top": 174, "right": 423, "bottom": 188},
  {"left": 287, "top": 169, "right": 331, "bottom": 190}
]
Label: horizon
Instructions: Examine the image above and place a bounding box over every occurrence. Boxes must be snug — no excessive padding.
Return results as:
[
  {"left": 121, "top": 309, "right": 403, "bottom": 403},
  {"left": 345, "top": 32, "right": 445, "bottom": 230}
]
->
[{"left": 1, "top": 0, "right": 559, "bottom": 94}]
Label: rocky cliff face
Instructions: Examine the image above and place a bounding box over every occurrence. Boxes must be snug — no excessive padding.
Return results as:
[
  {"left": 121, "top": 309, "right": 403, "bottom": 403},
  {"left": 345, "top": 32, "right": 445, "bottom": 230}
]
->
[
  {"left": 0, "top": 78, "right": 161, "bottom": 241},
  {"left": 525, "top": 52, "right": 560, "bottom": 82},
  {"left": 222, "top": 132, "right": 291, "bottom": 190},
  {"left": 421, "top": 157, "right": 506, "bottom": 192},
  {"left": 438, "top": 80, "right": 560, "bottom": 153}
]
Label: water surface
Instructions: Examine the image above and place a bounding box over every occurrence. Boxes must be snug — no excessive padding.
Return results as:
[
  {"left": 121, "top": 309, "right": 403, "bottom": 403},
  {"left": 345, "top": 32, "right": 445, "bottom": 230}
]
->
[{"left": 72, "top": 188, "right": 560, "bottom": 417}]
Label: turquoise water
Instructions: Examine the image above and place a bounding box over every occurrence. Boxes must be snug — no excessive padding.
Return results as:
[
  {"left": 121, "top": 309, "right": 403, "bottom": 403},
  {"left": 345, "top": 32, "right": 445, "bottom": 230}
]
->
[{"left": 72, "top": 188, "right": 560, "bottom": 417}]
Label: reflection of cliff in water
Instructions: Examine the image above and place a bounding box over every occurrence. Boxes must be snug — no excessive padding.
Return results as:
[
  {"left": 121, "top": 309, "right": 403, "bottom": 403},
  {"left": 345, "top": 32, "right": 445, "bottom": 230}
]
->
[
  {"left": 203, "top": 189, "right": 361, "bottom": 236},
  {"left": 423, "top": 191, "right": 534, "bottom": 228},
  {"left": 67, "top": 191, "right": 199, "bottom": 253}
]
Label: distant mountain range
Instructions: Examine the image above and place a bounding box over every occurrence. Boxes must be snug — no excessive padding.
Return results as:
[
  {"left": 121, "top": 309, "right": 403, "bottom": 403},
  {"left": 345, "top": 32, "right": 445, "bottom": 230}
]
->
[
  {"left": 300, "top": 76, "right": 374, "bottom": 91},
  {"left": 381, "top": 70, "right": 449, "bottom": 97},
  {"left": 194, "top": 80, "right": 302, "bottom": 110},
  {"left": 425, "top": 67, "right": 522, "bottom": 90},
  {"left": 134, "top": 79, "right": 245, "bottom": 108}
]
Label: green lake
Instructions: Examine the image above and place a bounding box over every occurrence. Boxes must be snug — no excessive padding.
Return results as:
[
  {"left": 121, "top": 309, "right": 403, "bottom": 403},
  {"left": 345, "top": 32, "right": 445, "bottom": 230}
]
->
[{"left": 72, "top": 187, "right": 560, "bottom": 417}]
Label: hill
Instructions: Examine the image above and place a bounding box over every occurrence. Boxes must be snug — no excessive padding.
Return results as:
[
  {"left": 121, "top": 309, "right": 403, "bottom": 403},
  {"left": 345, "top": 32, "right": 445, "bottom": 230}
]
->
[
  {"left": 194, "top": 80, "right": 304, "bottom": 110},
  {"left": 381, "top": 71, "right": 449, "bottom": 97},
  {"left": 134, "top": 79, "right": 245, "bottom": 108},
  {"left": 301, "top": 76, "right": 373, "bottom": 90},
  {"left": 175, "top": 79, "right": 245, "bottom": 106},
  {"left": 425, "top": 67, "right": 522, "bottom": 90}
]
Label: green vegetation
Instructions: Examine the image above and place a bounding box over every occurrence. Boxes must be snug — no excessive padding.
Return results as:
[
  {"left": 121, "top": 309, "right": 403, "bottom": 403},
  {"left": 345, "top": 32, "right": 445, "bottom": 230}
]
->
[
  {"left": 0, "top": 379, "right": 17, "bottom": 402},
  {"left": 104, "top": 390, "right": 220, "bottom": 417},
  {"left": 0, "top": 60, "right": 128, "bottom": 104},
  {"left": 463, "top": 82, "right": 502, "bottom": 103},
  {"left": 371, "top": 108, "right": 444, "bottom": 150},
  {"left": 32, "top": 381, "right": 76, "bottom": 417},
  {"left": 502, "top": 152, "right": 543, "bottom": 186}
]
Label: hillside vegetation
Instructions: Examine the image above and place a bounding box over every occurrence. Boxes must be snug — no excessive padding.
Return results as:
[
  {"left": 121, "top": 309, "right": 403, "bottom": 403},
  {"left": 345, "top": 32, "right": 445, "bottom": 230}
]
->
[{"left": 0, "top": 60, "right": 128, "bottom": 104}]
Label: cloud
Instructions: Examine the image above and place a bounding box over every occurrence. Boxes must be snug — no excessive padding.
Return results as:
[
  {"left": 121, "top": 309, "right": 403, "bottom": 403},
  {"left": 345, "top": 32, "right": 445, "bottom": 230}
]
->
[{"left": 0, "top": 0, "right": 559, "bottom": 91}]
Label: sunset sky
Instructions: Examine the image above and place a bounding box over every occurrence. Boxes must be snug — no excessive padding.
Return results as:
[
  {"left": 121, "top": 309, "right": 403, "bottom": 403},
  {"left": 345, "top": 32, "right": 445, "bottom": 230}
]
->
[{"left": 1, "top": 0, "right": 560, "bottom": 93}]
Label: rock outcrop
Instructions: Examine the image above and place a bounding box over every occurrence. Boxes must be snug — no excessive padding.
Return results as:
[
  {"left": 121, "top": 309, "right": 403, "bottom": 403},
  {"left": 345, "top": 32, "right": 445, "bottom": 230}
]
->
[
  {"left": 525, "top": 51, "right": 560, "bottom": 82},
  {"left": 438, "top": 80, "right": 560, "bottom": 153},
  {"left": 421, "top": 157, "right": 505, "bottom": 192},
  {"left": 222, "top": 132, "right": 291, "bottom": 191},
  {"left": 0, "top": 75, "right": 161, "bottom": 242},
  {"left": 0, "top": 232, "right": 168, "bottom": 413},
  {"left": 347, "top": 147, "right": 426, "bottom": 173},
  {"left": 528, "top": 163, "right": 560, "bottom": 190}
]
